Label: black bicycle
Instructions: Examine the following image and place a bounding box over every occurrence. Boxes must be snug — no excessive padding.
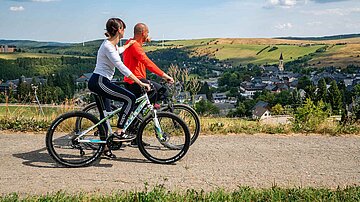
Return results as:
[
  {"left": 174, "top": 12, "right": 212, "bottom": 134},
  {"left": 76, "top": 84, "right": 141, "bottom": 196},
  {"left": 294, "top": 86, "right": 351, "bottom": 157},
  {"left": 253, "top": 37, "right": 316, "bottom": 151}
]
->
[
  {"left": 81, "top": 81, "right": 200, "bottom": 147},
  {"left": 46, "top": 87, "right": 191, "bottom": 167}
]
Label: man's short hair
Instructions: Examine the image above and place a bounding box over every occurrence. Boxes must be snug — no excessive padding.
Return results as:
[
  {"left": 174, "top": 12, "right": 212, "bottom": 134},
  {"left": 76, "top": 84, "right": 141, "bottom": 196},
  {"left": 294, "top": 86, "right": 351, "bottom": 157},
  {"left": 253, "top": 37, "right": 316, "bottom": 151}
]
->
[{"left": 134, "top": 23, "right": 147, "bottom": 35}]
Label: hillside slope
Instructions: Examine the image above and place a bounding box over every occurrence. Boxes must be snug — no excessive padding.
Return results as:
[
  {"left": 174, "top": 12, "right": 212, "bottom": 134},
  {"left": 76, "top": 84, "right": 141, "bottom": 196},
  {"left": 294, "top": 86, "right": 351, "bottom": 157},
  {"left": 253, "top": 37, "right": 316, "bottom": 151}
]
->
[
  {"left": 1, "top": 36, "right": 359, "bottom": 68},
  {"left": 149, "top": 37, "right": 360, "bottom": 67}
]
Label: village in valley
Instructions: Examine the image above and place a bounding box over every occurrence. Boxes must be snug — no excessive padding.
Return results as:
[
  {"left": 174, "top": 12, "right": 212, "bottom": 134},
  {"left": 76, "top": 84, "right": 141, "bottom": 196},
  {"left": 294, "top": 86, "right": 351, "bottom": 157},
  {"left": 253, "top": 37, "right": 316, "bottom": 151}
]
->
[{"left": 1, "top": 42, "right": 359, "bottom": 122}]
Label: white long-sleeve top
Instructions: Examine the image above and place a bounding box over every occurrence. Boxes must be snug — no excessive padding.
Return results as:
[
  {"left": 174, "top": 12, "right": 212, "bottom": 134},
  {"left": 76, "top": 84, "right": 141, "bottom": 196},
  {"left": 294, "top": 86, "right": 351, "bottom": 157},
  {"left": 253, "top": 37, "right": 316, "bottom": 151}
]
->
[{"left": 93, "top": 40, "right": 132, "bottom": 81}]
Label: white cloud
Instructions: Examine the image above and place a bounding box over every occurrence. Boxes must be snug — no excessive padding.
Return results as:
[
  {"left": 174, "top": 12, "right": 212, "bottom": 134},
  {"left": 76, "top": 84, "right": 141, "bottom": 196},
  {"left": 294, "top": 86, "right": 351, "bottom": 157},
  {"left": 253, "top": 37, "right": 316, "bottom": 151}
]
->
[
  {"left": 307, "top": 21, "right": 323, "bottom": 26},
  {"left": 31, "top": 0, "right": 58, "bottom": 2},
  {"left": 265, "top": 0, "right": 298, "bottom": 8},
  {"left": 9, "top": 6, "right": 25, "bottom": 11},
  {"left": 275, "top": 23, "right": 293, "bottom": 29},
  {"left": 303, "top": 7, "right": 360, "bottom": 15}
]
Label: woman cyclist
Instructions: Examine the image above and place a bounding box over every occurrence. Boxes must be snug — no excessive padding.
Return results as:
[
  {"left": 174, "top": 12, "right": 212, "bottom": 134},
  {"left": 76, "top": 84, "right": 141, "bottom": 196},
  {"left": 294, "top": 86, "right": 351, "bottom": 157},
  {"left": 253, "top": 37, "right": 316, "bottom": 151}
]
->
[{"left": 88, "top": 18, "right": 150, "bottom": 158}]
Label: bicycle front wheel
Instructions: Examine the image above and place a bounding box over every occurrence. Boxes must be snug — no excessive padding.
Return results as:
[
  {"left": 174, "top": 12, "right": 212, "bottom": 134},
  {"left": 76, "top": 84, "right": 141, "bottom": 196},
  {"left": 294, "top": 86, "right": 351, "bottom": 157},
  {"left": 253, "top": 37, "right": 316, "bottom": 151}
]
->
[
  {"left": 137, "top": 112, "right": 190, "bottom": 164},
  {"left": 161, "top": 104, "right": 200, "bottom": 146},
  {"left": 46, "top": 111, "right": 106, "bottom": 167}
]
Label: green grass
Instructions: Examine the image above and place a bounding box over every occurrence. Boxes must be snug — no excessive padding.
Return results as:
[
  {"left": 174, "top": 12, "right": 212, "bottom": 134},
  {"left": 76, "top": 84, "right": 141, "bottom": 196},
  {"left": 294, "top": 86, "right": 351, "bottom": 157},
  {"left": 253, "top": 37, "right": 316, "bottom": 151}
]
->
[
  {"left": 0, "top": 52, "right": 94, "bottom": 60},
  {"left": 145, "top": 39, "right": 328, "bottom": 66},
  {"left": 145, "top": 37, "right": 360, "bottom": 67},
  {"left": 0, "top": 105, "right": 79, "bottom": 119},
  {"left": 209, "top": 44, "right": 325, "bottom": 65},
  {"left": 1, "top": 185, "right": 359, "bottom": 201},
  {"left": 0, "top": 105, "right": 80, "bottom": 131}
]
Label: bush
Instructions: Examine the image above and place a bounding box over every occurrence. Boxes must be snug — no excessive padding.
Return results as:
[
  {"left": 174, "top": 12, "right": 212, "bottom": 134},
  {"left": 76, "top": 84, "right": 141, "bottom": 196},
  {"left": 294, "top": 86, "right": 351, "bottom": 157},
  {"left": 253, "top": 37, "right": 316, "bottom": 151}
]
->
[
  {"left": 292, "top": 99, "right": 330, "bottom": 132},
  {"left": 0, "top": 117, "right": 50, "bottom": 132},
  {"left": 268, "top": 46, "right": 278, "bottom": 52}
]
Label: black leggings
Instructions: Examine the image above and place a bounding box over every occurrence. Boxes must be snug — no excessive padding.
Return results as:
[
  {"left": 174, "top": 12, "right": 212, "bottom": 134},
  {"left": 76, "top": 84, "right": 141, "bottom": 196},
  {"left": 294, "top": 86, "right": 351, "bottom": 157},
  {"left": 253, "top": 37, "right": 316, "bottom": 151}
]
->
[{"left": 88, "top": 73, "right": 135, "bottom": 128}]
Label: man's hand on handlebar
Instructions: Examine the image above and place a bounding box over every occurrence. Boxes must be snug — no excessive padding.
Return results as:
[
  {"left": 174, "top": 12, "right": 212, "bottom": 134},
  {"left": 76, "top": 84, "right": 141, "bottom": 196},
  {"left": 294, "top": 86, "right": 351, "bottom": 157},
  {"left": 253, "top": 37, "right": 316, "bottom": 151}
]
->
[{"left": 162, "top": 74, "right": 174, "bottom": 84}]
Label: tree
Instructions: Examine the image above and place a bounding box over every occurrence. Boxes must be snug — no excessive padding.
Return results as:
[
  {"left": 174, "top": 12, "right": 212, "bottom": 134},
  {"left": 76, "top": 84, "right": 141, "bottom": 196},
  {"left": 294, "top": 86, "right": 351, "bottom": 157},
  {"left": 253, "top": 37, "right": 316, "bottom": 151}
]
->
[
  {"left": 198, "top": 82, "right": 212, "bottom": 100},
  {"left": 195, "top": 99, "right": 219, "bottom": 116},
  {"left": 227, "top": 102, "right": 246, "bottom": 117},
  {"left": 327, "top": 80, "right": 343, "bottom": 114},
  {"left": 291, "top": 89, "right": 302, "bottom": 107},
  {"left": 353, "top": 84, "right": 360, "bottom": 97},
  {"left": 305, "top": 84, "right": 317, "bottom": 101},
  {"left": 316, "top": 78, "right": 327, "bottom": 103},
  {"left": 271, "top": 104, "right": 284, "bottom": 115},
  {"left": 274, "top": 90, "right": 292, "bottom": 106},
  {"left": 298, "top": 76, "right": 312, "bottom": 90}
]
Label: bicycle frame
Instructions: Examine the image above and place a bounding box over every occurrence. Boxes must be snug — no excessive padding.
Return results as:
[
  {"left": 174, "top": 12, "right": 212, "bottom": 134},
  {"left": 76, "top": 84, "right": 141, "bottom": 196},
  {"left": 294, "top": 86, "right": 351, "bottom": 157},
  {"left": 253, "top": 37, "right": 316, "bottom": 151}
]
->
[{"left": 75, "top": 92, "right": 165, "bottom": 143}]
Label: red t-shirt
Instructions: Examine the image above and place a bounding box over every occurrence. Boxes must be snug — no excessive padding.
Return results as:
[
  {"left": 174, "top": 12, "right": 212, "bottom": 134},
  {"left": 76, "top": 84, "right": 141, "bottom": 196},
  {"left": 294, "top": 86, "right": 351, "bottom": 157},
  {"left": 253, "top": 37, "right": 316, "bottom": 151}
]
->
[{"left": 123, "top": 39, "right": 164, "bottom": 84}]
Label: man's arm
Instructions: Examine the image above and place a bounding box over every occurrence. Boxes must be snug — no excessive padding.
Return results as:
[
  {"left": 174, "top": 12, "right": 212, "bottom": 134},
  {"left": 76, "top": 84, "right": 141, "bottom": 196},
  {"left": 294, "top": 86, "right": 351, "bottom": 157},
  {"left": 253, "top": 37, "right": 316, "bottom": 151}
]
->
[{"left": 131, "top": 43, "right": 164, "bottom": 77}]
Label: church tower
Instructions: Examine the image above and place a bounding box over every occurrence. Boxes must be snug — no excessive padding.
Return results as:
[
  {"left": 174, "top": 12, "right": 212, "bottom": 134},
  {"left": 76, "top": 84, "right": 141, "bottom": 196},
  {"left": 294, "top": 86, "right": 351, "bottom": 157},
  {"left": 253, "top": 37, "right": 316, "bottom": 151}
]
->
[{"left": 278, "top": 52, "right": 284, "bottom": 71}]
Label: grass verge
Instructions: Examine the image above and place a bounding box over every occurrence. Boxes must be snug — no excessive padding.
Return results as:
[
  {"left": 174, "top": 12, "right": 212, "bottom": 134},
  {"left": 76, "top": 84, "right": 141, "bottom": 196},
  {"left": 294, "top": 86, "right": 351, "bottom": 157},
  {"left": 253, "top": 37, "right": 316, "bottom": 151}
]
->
[
  {"left": 0, "top": 105, "right": 359, "bottom": 135},
  {"left": 1, "top": 185, "right": 359, "bottom": 202}
]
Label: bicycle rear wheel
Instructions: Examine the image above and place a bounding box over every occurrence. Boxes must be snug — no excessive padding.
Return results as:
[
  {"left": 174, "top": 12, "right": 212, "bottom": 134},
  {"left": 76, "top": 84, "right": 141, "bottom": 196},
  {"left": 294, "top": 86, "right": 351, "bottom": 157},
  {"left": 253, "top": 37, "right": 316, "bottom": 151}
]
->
[
  {"left": 46, "top": 111, "right": 106, "bottom": 167},
  {"left": 137, "top": 112, "right": 190, "bottom": 164},
  {"left": 76, "top": 102, "right": 118, "bottom": 128}
]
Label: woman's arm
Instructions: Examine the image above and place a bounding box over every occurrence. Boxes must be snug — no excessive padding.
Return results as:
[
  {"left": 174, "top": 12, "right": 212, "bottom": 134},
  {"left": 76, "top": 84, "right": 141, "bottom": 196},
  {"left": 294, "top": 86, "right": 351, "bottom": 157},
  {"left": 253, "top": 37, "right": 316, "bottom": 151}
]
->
[
  {"left": 118, "top": 40, "right": 136, "bottom": 54},
  {"left": 128, "top": 73, "right": 151, "bottom": 91}
]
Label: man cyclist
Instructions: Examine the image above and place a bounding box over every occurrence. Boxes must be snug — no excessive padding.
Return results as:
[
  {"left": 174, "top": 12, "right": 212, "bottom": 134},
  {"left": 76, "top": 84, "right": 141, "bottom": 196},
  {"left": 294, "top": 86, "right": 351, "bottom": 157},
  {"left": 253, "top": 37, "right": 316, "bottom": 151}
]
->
[{"left": 123, "top": 23, "right": 174, "bottom": 146}]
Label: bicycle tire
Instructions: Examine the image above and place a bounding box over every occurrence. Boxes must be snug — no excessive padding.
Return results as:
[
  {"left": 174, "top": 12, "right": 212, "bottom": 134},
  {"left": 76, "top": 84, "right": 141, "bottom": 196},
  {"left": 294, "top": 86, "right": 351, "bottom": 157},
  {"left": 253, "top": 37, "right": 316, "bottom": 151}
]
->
[
  {"left": 46, "top": 111, "right": 106, "bottom": 167},
  {"left": 137, "top": 112, "right": 190, "bottom": 164},
  {"left": 160, "top": 104, "right": 200, "bottom": 145}
]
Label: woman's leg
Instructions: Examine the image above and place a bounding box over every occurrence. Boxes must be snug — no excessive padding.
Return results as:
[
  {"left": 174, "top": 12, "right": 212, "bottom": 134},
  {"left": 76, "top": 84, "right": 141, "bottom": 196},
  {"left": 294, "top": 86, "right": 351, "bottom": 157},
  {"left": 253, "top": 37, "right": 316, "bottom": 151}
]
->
[{"left": 96, "top": 76, "right": 136, "bottom": 131}]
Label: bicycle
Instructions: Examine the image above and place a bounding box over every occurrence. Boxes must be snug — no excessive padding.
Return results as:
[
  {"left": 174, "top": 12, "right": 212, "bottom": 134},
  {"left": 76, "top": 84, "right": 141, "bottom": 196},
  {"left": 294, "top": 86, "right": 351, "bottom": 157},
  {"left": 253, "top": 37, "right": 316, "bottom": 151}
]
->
[
  {"left": 80, "top": 81, "right": 200, "bottom": 147},
  {"left": 46, "top": 87, "right": 191, "bottom": 167}
]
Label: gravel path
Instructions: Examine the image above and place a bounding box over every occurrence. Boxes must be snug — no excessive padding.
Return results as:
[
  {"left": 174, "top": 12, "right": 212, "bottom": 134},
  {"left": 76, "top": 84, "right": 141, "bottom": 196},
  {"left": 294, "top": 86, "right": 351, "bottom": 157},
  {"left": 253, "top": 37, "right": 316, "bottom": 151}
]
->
[{"left": 0, "top": 132, "right": 359, "bottom": 195}]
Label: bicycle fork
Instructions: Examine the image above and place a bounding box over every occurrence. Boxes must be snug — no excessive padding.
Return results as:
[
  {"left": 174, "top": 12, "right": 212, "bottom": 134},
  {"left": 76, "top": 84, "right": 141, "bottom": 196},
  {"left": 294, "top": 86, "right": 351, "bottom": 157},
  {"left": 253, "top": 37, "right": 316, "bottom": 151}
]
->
[{"left": 153, "top": 110, "right": 166, "bottom": 142}]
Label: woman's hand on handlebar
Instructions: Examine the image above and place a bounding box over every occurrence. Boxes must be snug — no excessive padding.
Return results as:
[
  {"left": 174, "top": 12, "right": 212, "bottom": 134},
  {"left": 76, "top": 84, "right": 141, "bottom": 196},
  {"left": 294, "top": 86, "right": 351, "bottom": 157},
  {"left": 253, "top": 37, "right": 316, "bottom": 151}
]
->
[{"left": 139, "top": 82, "right": 151, "bottom": 92}]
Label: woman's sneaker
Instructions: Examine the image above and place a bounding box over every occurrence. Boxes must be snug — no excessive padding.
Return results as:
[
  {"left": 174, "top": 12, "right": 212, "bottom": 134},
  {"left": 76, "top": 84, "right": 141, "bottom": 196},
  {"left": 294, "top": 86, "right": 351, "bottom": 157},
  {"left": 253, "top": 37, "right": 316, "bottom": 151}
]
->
[{"left": 111, "top": 132, "right": 136, "bottom": 142}]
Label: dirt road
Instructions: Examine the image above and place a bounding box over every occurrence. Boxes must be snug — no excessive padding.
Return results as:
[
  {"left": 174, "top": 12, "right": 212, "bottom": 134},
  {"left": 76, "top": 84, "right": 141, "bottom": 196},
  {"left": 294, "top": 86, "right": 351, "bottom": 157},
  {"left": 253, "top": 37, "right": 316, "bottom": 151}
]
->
[{"left": 0, "top": 132, "right": 359, "bottom": 195}]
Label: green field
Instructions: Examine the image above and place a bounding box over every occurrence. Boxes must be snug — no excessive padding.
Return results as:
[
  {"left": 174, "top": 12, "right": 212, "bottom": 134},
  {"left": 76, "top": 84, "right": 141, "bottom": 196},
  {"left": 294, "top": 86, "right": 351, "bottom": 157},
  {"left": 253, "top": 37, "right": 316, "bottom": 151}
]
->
[
  {"left": 0, "top": 52, "right": 93, "bottom": 60},
  {"left": 0, "top": 52, "right": 63, "bottom": 59},
  {"left": 209, "top": 44, "right": 324, "bottom": 65},
  {"left": 145, "top": 37, "right": 360, "bottom": 67},
  {"left": 2, "top": 37, "right": 359, "bottom": 67}
]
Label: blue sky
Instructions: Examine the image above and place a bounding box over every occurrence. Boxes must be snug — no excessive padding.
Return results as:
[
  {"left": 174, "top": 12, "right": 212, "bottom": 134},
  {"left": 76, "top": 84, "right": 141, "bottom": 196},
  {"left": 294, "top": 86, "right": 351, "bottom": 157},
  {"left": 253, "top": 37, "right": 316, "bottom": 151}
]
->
[{"left": 0, "top": 0, "right": 359, "bottom": 42}]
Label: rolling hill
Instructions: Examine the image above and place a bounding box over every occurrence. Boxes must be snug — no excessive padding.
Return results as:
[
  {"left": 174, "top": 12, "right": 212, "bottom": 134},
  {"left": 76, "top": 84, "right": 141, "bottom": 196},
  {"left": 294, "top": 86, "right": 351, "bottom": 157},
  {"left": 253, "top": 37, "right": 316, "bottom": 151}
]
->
[
  {"left": 150, "top": 36, "right": 360, "bottom": 68},
  {"left": 1, "top": 34, "right": 359, "bottom": 68}
]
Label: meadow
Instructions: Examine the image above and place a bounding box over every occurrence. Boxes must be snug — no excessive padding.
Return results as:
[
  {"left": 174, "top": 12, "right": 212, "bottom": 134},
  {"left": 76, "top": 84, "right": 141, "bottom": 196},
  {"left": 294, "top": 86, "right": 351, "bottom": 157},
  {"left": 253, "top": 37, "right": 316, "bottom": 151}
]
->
[
  {"left": 0, "top": 52, "right": 93, "bottom": 60},
  {"left": 2, "top": 36, "right": 359, "bottom": 68},
  {"left": 145, "top": 37, "right": 360, "bottom": 68}
]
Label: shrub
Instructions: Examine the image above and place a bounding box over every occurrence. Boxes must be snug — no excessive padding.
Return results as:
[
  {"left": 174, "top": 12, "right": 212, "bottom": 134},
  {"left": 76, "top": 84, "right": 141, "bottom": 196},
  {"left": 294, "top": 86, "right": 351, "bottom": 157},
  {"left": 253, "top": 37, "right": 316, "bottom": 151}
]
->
[
  {"left": 292, "top": 99, "right": 330, "bottom": 132},
  {"left": 268, "top": 46, "right": 278, "bottom": 52},
  {"left": 0, "top": 117, "right": 50, "bottom": 132}
]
